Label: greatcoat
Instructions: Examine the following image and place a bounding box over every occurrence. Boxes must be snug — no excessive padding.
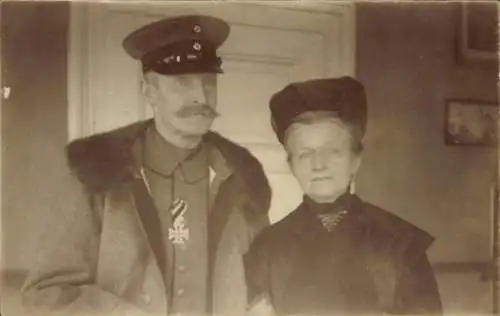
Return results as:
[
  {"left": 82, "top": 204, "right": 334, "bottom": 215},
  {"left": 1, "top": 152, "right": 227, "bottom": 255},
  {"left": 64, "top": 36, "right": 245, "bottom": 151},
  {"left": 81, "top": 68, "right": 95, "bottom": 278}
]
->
[{"left": 21, "top": 120, "right": 271, "bottom": 316}]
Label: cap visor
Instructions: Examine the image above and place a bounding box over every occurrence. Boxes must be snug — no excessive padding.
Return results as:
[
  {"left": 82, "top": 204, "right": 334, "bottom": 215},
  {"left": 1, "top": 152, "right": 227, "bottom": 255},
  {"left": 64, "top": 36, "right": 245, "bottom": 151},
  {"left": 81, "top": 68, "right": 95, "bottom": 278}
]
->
[{"left": 150, "top": 63, "right": 223, "bottom": 75}]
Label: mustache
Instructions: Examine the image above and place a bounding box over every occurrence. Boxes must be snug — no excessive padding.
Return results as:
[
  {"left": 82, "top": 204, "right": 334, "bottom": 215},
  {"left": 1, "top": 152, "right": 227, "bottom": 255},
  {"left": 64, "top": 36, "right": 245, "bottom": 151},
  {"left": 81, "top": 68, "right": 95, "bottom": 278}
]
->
[{"left": 175, "top": 104, "right": 220, "bottom": 118}]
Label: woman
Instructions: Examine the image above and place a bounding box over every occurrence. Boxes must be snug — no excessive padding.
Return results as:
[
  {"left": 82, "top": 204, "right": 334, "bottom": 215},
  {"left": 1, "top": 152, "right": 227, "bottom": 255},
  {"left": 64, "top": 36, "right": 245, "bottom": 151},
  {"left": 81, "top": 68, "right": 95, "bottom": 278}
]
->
[{"left": 244, "top": 77, "right": 442, "bottom": 315}]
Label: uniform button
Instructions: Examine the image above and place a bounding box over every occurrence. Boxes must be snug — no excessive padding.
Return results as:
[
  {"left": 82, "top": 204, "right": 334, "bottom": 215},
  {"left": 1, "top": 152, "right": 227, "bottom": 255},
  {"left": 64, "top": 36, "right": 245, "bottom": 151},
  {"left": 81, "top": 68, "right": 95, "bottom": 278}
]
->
[
  {"left": 177, "top": 288, "right": 185, "bottom": 296},
  {"left": 178, "top": 265, "right": 185, "bottom": 272}
]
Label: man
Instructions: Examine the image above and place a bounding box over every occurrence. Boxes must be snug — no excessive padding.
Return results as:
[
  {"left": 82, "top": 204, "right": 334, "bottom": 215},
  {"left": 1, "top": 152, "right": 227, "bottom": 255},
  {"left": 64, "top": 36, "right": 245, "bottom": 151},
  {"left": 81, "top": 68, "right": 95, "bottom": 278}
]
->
[
  {"left": 21, "top": 15, "right": 271, "bottom": 316},
  {"left": 245, "top": 77, "right": 442, "bottom": 315}
]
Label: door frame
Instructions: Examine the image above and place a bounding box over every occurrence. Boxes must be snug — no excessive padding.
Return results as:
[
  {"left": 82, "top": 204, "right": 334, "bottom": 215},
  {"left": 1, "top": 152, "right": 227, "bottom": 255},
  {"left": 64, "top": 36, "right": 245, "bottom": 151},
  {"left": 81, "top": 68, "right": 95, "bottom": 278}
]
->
[{"left": 67, "top": 1, "right": 355, "bottom": 141}]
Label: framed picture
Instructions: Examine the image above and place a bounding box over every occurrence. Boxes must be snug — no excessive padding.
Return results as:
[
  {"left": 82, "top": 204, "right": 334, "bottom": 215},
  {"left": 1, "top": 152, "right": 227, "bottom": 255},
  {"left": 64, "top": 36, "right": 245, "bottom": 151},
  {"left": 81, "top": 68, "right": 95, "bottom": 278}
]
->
[
  {"left": 456, "top": 2, "right": 498, "bottom": 64},
  {"left": 445, "top": 99, "right": 498, "bottom": 146}
]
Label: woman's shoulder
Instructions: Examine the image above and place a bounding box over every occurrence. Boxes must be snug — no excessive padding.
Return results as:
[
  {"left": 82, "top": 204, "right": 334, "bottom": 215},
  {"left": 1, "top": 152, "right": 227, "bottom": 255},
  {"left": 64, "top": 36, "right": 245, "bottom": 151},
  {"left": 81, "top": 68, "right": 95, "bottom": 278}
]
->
[{"left": 360, "top": 201, "right": 435, "bottom": 257}]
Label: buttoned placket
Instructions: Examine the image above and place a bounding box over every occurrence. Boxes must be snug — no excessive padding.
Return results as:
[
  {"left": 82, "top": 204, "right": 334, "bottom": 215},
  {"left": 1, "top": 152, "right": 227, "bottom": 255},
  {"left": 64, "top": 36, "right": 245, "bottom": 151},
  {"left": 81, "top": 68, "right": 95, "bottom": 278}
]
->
[
  {"left": 139, "top": 167, "right": 190, "bottom": 306},
  {"left": 138, "top": 150, "right": 231, "bottom": 312},
  {"left": 140, "top": 165, "right": 210, "bottom": 309}
]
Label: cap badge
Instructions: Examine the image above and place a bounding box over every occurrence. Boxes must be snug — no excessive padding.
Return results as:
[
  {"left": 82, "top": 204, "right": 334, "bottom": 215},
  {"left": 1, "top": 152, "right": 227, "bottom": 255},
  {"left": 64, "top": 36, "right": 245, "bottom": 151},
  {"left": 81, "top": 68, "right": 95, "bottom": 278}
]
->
[{"left": 163, "top": 55, "right": 175, "bottom": 64}]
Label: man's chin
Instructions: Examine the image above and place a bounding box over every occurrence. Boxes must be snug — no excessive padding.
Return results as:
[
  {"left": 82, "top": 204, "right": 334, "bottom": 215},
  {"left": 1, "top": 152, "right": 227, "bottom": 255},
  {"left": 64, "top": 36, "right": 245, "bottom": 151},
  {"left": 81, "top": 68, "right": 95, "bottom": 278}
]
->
[
  {"left": 168, "top": 117, "right": 213, "bottom": 138},
  {"left": 178, "top": 126, "right": 211, "bottom": 138}
]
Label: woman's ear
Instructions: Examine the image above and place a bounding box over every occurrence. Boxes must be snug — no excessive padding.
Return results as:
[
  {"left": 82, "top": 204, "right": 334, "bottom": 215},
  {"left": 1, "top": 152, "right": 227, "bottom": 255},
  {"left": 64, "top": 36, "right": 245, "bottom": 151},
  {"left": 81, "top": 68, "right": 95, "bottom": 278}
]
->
[
  {"left": 351, "top": 154, "right": 362, "bottom": 176},
  {"left": 349, "top": 155, "right": 362, "bottom": 194}
]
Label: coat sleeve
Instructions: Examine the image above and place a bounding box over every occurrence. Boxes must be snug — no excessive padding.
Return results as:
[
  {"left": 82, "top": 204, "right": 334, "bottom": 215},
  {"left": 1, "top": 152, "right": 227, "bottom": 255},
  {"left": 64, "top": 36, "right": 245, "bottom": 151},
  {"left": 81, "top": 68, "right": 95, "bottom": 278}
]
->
[
  {"left": 392, "top": 252, "right": 443, "bottom": 315},
  {"left": 243, "top": 229, "right": 274, "bottom": 310},
  {"left": 20, "top": 173, "right": 147, "bottom": 316}
]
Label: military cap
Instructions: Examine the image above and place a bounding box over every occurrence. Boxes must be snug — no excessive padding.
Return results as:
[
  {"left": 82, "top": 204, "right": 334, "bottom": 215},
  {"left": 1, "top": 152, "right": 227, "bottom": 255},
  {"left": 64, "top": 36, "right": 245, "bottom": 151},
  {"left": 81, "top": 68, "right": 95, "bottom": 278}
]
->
[
  {"left": 122, "top": 15, "right": 229, "bottom": 75},
  {"left": 269, "top": 76, "right": 367, "bottom": 144}
]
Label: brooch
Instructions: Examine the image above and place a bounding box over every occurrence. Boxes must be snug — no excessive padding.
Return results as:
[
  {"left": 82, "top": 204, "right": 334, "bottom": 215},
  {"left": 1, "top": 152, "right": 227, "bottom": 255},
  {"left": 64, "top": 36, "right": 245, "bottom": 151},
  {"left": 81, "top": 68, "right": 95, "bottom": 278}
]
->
[{"left": 317, "top": 209, "right": 349, "bottom": 232}]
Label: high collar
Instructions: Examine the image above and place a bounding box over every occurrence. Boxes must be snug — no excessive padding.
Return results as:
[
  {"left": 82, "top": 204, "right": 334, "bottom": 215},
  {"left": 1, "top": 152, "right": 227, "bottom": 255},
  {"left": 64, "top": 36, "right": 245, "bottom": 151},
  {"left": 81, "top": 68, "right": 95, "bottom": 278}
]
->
[
  {"left": 290, "top": 193, "right": 365, "bottom": 241},
  {"left": 142, "top": 125, "right": 209, "bottom": 182},
  {"left": 302, "top": 192, "right": 354, "bottom": 215}
]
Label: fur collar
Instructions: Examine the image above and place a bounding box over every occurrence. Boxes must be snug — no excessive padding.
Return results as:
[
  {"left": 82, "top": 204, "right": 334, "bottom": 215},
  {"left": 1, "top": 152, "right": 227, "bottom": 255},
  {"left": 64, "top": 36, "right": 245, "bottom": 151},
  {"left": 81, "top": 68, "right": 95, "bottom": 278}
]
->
[{"left": 66, "top": 120, "right": 271, "bottom": 218}]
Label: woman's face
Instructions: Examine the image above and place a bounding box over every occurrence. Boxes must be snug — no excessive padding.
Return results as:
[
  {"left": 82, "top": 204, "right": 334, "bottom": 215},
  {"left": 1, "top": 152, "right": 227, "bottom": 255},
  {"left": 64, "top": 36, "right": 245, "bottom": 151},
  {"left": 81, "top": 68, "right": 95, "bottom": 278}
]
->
[{"left": 286, "top": 120, "right": 361, "bottom": 204}]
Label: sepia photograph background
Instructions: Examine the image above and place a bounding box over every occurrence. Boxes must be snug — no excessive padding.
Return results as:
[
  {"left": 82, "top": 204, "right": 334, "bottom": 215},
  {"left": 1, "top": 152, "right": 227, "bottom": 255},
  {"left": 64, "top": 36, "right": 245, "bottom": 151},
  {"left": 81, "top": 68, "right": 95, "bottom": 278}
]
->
[{"left": 1, "top": 0, "right": 499, "bottom": 315}]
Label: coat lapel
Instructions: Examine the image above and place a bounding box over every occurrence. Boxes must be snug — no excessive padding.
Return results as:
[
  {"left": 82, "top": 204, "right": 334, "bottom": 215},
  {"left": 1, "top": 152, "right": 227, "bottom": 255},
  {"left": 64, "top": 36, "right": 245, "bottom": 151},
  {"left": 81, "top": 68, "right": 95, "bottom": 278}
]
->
[
  {"left": 122, "top": 121, "right": 174, "bottom": 303},
  {"left": 129, "top": 178, "right": 172, "bottom": 298},
  {"left": 206, "top": 174, "right": 242, "bottom": 312}
]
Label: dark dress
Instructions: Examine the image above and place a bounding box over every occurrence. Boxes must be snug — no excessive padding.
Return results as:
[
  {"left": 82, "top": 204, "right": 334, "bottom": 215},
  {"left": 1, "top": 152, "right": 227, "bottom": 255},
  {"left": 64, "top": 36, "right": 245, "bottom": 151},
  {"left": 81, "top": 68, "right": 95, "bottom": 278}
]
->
[{"left": 244, "top": 194, "right": 442, "bottom": 315}]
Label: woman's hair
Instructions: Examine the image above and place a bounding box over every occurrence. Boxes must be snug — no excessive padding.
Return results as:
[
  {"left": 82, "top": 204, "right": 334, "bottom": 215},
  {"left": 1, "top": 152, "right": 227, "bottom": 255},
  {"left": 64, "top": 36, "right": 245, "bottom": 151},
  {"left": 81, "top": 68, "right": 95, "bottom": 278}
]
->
[{"left": 284, "top": 110, "right": 364, "bottom": 156}]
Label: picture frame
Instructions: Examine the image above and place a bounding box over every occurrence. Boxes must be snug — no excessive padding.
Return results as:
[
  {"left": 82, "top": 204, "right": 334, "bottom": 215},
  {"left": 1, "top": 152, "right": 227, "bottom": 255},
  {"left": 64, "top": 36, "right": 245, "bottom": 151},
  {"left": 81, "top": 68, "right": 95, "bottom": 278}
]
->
[
  {"left": 455, "top": 2, "right": 498, "bottom": 65},
  {"left": 445, "top": 99, "right": 498, "bottom": 147},
  {"left": 491, "top": 182, "right": 499, "bottom": 313}
]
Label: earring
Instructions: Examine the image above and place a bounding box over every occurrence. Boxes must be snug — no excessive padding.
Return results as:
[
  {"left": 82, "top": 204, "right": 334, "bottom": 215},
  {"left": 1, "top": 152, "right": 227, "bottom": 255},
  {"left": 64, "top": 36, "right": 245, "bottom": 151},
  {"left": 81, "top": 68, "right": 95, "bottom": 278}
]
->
[{"left": 349, "top": 179, "right": 356, "bottom": 194}]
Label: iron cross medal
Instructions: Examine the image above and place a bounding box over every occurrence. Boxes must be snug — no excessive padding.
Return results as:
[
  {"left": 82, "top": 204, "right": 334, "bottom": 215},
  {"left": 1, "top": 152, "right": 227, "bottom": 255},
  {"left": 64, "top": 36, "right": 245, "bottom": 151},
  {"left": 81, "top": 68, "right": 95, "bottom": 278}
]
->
[{"left": 168, "top": 199, "right": 189, "bottom": 246}]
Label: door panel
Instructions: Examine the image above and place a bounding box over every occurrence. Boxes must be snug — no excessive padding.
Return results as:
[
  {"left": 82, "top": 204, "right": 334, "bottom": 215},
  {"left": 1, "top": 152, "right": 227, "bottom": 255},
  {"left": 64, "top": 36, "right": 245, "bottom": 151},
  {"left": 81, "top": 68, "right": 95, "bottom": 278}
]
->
[{"left": 69, "top": 2, "right": 355, "bottom": 223}]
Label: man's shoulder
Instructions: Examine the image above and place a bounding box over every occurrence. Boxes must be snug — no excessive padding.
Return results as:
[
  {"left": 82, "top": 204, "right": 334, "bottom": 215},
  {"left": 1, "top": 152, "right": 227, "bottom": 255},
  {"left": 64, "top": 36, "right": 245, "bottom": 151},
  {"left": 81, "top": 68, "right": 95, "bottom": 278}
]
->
[
  {"left": 67, "top": 121, "right": 144, "bottom": 154},
  {"left": 205, "top": 131, "right": 272, "bottom": 217},
  {"left": 204, "top": 131, "right": 260, "bottom": 165},
  {"left": 65, "top": 121, "right": 148, "bottom": 190}
]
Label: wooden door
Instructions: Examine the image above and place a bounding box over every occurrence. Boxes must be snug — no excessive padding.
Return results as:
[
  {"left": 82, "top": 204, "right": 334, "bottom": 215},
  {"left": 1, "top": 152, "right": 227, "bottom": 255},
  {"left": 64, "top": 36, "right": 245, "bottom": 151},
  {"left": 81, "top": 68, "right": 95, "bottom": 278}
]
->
[{"left": 68, "top": 1, "right": 355, "bottom": 223}]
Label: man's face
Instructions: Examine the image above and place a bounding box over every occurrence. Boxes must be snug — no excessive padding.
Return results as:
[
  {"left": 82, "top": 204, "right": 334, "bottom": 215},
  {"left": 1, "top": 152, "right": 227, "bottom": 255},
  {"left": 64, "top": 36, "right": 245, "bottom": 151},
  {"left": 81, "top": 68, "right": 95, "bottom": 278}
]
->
[
  {"left": 286, "top": 120, "right": 361, "bottom": 203},
  {"left": 143, "top": 72, "right": 218, "bottom": 137}
]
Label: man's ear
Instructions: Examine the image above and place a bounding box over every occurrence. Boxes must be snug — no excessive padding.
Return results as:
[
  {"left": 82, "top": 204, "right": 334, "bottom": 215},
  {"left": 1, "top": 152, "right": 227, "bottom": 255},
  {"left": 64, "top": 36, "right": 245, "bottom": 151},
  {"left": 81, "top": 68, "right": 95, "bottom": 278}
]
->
[
  {"left": 141, "top": 73, "right": 156, "bottom": 108},
  {"left": 285, "top": 147, "right": 297, "bottom": 177}
]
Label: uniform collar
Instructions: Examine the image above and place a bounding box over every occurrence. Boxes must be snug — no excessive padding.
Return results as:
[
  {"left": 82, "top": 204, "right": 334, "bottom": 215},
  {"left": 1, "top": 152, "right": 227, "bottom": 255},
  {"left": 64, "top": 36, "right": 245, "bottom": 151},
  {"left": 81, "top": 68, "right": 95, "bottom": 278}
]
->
[
  {"left": 67, "top": 119, "right": 270, "bottom": 219},
  {"left": 131, "top": 122, "right": 232, "bottom": 183},
  {"left": 207, "top": 142, "right": 233, "bottom": 182},
  {"left": 143, "top": 125, "right": 209, "bottom": 182}
]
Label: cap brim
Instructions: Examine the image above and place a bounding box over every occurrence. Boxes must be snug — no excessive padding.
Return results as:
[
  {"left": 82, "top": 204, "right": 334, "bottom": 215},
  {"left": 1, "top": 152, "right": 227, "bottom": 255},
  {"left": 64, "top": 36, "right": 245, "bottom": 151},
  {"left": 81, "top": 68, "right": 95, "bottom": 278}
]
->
[{"left": 147, "top": 63, "right": 223, "bottom": 75}]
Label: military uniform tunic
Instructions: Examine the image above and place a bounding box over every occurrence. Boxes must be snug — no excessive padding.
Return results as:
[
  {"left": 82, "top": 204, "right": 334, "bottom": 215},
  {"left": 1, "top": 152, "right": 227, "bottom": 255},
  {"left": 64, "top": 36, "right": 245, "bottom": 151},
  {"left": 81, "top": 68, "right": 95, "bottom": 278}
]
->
[{"left": 143, "top": 126, "right": 210, "bottom": 314}]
